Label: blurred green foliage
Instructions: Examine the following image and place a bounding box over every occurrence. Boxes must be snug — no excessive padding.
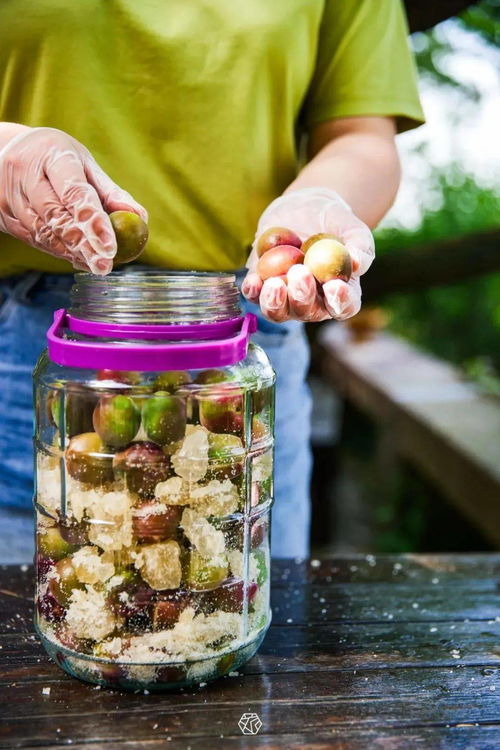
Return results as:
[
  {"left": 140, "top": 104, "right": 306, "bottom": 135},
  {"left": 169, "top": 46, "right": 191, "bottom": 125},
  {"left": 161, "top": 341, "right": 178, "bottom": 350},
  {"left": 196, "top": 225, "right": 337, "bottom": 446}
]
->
[
  {"left": 326, "top": 1, "right": 500, "bottom": 555},
  {"left": 459, "top": 0, "right": 500, "bottom": 44},
  {"left": 374, "top": 0, "right": 500, "bottom": 387},
  {"left": 376, "top": 172, "right": 500, "bottom": 374}
]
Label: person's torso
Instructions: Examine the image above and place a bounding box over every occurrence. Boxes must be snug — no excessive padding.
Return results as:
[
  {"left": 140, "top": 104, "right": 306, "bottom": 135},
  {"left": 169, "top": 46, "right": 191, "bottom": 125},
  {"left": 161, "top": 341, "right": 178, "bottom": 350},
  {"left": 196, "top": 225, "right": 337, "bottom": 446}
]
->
[{"left": 0, "top": 0, "right": 325, "bottom": 275}]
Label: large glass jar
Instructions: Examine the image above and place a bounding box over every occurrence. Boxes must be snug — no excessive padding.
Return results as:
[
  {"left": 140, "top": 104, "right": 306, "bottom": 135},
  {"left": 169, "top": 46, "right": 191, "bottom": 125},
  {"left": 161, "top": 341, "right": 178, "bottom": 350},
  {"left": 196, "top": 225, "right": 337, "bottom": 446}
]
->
[{"left": 33, "top": 270, "right": 274, "bottom": 690}]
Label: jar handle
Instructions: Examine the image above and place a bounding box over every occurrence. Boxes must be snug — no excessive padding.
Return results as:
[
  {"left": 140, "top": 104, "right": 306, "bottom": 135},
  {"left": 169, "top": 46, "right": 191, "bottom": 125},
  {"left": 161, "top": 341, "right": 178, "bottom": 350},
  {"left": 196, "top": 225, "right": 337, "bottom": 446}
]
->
[{"left": 47, "top": 309, "right": 258, "bottom": 371}]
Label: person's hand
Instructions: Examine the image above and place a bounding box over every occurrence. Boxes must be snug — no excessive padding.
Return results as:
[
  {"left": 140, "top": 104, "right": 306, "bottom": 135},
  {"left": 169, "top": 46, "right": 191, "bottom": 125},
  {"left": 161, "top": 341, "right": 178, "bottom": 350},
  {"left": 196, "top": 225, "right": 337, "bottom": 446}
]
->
[
  {"left": 0, "top": 126, "right": 147, "bottom": 275},
  {"left": 242, "top": 187, "right": 375, "bottom": 322}
]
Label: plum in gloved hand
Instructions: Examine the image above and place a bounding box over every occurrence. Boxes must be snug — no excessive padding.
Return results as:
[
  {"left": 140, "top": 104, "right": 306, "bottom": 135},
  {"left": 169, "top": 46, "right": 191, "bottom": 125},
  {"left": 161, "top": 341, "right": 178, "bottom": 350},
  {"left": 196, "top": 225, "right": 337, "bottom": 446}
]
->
[
  {"left": 0, "top": 126, "right": 147, "bottom": 275},
  {"left": 242, "top": 187, "right": 375, "bottom": 323}
]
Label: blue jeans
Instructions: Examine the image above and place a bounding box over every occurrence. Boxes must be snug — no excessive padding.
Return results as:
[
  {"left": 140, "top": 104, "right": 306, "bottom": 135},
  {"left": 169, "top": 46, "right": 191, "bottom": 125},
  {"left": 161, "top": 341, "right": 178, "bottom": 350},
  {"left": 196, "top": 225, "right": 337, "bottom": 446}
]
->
[{"left": 0, "top": 272, "right": 312, "bottom": 560}]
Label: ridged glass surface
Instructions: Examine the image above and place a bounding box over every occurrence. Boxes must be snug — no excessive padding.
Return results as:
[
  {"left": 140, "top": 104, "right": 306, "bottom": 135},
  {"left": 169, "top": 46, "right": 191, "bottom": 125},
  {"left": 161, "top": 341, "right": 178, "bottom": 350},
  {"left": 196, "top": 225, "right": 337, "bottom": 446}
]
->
[{"left": 69, "top": 269, "right": 241, "bottom": 324}]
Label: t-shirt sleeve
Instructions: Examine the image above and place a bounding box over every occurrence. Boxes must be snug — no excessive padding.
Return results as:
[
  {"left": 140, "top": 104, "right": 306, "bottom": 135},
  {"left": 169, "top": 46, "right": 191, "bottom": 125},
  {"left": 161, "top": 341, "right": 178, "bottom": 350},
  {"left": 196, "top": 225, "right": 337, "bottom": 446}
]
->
[{"left": 302, "top": 0, "right": 425, "bottom": 133}]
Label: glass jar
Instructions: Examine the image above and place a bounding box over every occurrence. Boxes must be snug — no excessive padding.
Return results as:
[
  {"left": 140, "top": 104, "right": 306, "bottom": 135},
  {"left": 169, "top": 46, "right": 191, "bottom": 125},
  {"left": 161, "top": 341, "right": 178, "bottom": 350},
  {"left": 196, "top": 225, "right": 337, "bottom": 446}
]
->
[{"left": 33, "top": 270, "right": 274, "bottom": 690}]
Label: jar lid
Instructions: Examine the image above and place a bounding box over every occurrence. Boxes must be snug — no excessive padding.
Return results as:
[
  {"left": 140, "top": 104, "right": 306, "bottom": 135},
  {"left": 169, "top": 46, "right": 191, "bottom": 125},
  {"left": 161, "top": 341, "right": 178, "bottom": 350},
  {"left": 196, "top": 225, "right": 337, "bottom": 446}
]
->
[{"left": 47, "top": 309, "right": 257, "bottom": 371}]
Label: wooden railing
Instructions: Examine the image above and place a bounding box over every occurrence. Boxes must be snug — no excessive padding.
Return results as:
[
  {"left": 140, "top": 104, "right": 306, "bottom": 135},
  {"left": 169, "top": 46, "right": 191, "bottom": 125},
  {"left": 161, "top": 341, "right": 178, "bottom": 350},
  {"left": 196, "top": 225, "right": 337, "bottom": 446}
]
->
[
  {"left": 317, "top": 322, "right": 500, "bottom": 547},
  {"left": 363, "top": 228, "right": 500, "bottom": 302}
]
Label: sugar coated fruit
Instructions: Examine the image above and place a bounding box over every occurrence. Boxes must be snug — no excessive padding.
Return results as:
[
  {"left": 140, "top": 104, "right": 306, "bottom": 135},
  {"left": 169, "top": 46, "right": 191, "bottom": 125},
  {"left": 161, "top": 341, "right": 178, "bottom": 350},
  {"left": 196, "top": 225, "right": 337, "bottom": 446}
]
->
[
  {"left": 109, "top": 211, "right": 149, "bottom": 266},
  {"left": 38, "top": 527, "right": 78, "bottom": 561},
  {"left": 303, "top": 236, "right": 352, "bottom": 283},
  {"left": 49, "top": 558, "right": 85, "bottom": 607},
  {"left": 257, "top": 245, "right": 304, "bottom": 281},
  {"left": 66, "top": 432, "right": 114, "bottom": 485},
  {"left": 207, "top": 433, "right": 244, "bottom": 480},
  {"left": 185, "top": 550, "right": 228, "bottom": 591}
]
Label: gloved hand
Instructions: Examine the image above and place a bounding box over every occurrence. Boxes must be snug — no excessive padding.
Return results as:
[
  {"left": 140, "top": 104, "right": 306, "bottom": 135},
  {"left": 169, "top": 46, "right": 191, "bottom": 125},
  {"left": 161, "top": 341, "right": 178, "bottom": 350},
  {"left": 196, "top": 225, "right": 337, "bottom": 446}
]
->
[
  {"left": 0, "top": 126, "right": 147, "bottom": 275},
  {"left": 242, "top": 187, "right": 375, "bottom": 322}
]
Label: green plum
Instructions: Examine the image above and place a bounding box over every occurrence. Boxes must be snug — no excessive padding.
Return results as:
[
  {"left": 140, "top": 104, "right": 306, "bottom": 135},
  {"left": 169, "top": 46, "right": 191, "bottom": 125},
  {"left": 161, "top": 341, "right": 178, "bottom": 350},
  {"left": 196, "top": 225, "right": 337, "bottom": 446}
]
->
[
  {"left": 48, "top": 386, "right": 97, "bottom": 438},
  {"left": 198, "top": 390, "right": 243, "bottom": 435},
  {"left": 93, "top": 394, "right": 141, "bottom": 448},
  {"left": 196, "top": 577, "right": 258, "bottom": 614},
  {"left": 107, "top": 567, "right": 142, "bottom": 595},
  {"left": 252, "top": 384, "right": 273, "bottom": 415},
  {"left": 207, "top": 433, "right": 244, "bottom": 480},
  {"left": 38, "top": 527, "right": 78, "bottom": 561},
  {"left": 251, "top": 518, "right": 269, "bottom": 549},
  {"left": 194, "top": 369, "right": 229, "bottom": 385},
  {"left": 153, "top": 371, "right": 192, "bottom": 393},
  {"left": 256, "top": 226, "right": 302, "bottom": 258},
  {"left": 59, "top": 520, "right": 88, "bottom": 547},
  {"left": 142, "top": 391, "right": 186, "bottom": 446},
  {"left": 132, "top": 500, "right": 182, "bottom": 542},
  {"left": 303, "top": 236, "right": 352, "bottom": 283},
  {"left": 152, "top": 591, "right": 190, "bottom": 629},
  {"left": 49, "top": 557, "right": 85, "bottom": 607},
  {"left": 185, "top": 550, "right": 228, "bottom": 591},
  {"left": 37, "top": 592, "right": 65, "bottom": 623},
  {"left": 109, "top": 211, "right": 149, "bottom": 266},
  {"left": 113, "top": 441, "right": 171, "bottom": 498},
  {"left": 66, "top": 432, "right": 114, "bottom": 486}
]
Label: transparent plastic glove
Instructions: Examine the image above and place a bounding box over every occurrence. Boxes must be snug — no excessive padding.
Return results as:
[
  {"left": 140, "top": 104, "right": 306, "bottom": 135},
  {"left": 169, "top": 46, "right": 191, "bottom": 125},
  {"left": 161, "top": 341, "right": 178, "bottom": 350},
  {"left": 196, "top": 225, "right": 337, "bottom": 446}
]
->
[
  {"left": 242, "top": 187, "right": 375, "bottom": 322},
  {"left": 0, "top": 126, "right": 147, "bottom": 274}
]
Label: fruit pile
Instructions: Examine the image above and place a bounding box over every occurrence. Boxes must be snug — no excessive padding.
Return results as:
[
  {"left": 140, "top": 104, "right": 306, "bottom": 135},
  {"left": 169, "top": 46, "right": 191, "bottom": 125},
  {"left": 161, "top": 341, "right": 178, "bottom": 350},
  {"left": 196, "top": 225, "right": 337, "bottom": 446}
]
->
[
  {"left": 35, "top": 366, "right": 272, "bottom": 687},
  {"left": 256, "top": 227, "right": 352, "bottom": 284}
]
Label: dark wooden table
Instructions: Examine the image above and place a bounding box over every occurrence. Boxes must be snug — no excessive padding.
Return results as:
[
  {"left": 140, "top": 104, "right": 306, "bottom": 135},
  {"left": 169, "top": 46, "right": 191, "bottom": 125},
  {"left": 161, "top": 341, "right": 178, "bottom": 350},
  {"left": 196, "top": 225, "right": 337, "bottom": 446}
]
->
[{"left": 2, "top": 555, "right": 500, "bottom": 749}]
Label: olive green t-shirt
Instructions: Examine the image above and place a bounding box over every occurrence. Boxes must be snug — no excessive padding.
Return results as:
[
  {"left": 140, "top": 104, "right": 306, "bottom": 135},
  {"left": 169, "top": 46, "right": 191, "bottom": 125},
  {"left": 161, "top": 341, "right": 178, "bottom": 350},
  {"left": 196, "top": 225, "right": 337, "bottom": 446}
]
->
[{"left": 0, "top": 0, "right": 424, "bottom": 276}]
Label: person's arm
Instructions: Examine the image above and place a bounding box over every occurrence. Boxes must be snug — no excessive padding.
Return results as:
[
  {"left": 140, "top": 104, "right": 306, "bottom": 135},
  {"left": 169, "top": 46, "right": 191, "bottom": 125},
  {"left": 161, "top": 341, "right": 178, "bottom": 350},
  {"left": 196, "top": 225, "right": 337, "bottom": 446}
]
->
[
  {"left": 288, "top": 116, "right": 400, "bottom": 229},
  {"left": 243, "top": 115, "right": 398, "bottom": 322}
]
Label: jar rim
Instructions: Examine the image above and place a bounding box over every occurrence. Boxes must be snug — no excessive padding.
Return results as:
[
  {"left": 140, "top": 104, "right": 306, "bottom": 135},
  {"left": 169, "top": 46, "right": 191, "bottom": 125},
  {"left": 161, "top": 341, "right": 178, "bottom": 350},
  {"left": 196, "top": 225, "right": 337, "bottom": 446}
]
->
[{"left": 69, "top": 268, "right": 241, "bottom": 325}]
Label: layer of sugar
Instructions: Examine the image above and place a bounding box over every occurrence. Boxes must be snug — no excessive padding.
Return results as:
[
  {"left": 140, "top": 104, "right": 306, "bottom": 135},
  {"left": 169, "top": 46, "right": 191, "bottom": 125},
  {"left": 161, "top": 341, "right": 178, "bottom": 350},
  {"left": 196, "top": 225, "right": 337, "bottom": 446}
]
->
[
  {"left": 132, "top": 501, "right": 169, "bottom": 517},
  {"left": 227, "top": 549, "right": 262, "bottom": 583},
  {"left": 66, "top": 586, "right": 120, "bottom": 640},
  {"left": 134, "top": 540, "right": 182, "bottom": 590},
  {"left": 252, "top": 450, "right": 272, "bottom": 482},
  {"left": 72, "top": 546, "right": 115, "bottom": 585},
  {"left": 171, "top": 426, "right": 209, "bottom": 482},
  {"left": 36, "top": 455, "right": 61, "bottom": 515},
  {"left": 120, "top": 607, "right": 243, "bottom": 662},
  {"left": 154, "top": 476, "right": 188, "bottom": 505},
  {"left": 181, "top": 508, "right": 225, "bottom": 557},
  {"left": 188, "top": 480, "right": 239, "bottom": 517}
]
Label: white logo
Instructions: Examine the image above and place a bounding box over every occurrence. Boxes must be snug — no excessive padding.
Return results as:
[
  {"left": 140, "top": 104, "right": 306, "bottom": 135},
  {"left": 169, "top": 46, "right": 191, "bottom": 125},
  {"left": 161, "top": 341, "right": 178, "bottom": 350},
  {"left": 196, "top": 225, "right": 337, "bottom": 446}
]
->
[{"left": 238, "top": 712, "right": 262, "bottom": 735}]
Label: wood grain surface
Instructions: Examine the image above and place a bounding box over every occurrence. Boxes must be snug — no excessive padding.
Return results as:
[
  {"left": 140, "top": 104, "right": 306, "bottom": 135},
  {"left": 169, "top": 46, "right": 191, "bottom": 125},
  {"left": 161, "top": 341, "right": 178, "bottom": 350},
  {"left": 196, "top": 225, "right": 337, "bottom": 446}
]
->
[{"left": 1, "top": 555, "right": 500, "bottom": 749}]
